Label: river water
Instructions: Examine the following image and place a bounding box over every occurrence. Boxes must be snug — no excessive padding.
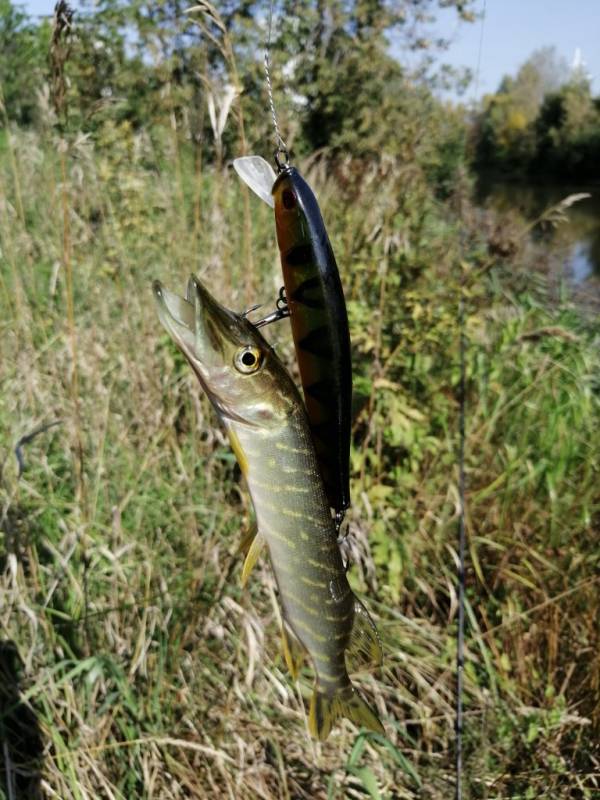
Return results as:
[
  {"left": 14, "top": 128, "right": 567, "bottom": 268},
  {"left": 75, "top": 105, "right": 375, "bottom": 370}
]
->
[{"left": 474, "top": 178, "right": 600, "bottom": 289}]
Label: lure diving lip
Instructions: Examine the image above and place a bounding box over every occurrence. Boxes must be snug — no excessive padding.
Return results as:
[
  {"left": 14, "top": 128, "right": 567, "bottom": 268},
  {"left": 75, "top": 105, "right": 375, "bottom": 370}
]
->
[{"left": 234, "top": 156, "right": 352, "bottom": 520}]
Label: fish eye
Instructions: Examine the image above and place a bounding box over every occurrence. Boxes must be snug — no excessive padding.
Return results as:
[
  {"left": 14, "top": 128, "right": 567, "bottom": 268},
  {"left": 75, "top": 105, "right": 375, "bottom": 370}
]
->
[
  {"left": 234, "top": 345, "right": 263, "bottom": 374},
  {"left": 282, "top": 189, "right": 296, "bottom": 209}
]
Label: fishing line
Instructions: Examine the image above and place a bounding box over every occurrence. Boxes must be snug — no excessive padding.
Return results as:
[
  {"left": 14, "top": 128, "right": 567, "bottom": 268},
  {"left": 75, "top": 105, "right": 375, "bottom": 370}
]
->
[
  {"left": 264, "top": 0, "right": 289, "bottom": 168},
  {"left": 456, "top": 3, "right": 486, "bottom": 799}
]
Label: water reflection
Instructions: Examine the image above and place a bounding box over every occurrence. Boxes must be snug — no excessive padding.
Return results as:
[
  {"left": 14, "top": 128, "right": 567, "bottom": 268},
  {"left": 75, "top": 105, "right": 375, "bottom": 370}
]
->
[{"left": 475, "top": 177, "right": 600, "bottom": 284}]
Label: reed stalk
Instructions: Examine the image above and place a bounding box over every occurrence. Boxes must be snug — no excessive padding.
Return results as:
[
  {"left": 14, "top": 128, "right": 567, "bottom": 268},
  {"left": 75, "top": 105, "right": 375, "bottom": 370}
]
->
[{"left": 51, "top": 1, "right": 86, "bottom": 510}]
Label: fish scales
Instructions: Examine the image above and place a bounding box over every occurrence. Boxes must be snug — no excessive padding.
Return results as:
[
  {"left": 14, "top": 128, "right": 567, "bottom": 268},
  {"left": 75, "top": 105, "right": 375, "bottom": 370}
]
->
[{"left": 235, "top": 411, "right": 353, "bottom": 683}]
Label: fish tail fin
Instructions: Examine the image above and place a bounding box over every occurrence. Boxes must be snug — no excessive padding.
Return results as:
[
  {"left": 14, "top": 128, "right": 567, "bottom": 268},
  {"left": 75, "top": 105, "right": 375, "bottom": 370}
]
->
[{"left": 308, "top": 683, "right": 384, "bottom": 741}]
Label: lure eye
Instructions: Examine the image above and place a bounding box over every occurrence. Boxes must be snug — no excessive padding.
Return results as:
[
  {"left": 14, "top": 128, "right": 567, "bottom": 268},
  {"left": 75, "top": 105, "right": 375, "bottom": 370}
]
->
[
  {"left": 282, "top": 189, "right": 296, "bottom": 209},
  {"left": 234, "top": 345, "right": 263, "bottom": 374}
]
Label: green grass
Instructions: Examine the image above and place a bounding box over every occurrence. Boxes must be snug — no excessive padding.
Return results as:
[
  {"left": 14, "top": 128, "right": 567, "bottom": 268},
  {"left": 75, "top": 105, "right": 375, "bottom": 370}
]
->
[{"left": 1, "top": 124, "right": 599, "bottom": 799}]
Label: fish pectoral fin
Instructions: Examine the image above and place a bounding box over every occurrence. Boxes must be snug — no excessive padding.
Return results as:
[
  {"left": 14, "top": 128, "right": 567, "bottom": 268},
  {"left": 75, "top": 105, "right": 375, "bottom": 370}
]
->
[
  {"left": 240, "top": 528, "right": 265, "bottom": 587},
  {"left": 238, "top": 522, "right": 258, "bottom": 556},
  {"left": 308, "top": 684, "right": 384, "bottom": 741},
  {"left": 281, "top": 622, "right": 305, "bottom": 680},
  {"left": 346, "top": 597, "right": 383, "bottom": 674}
]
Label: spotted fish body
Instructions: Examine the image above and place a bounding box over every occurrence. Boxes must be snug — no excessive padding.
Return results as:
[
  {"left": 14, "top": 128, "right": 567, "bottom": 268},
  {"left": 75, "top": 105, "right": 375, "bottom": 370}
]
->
[
  {"left": 272, "top": 167, "right": 352, "bottom": 518},
  {"left": 153, "top": 276, "right": 383, "bottom": 740}
]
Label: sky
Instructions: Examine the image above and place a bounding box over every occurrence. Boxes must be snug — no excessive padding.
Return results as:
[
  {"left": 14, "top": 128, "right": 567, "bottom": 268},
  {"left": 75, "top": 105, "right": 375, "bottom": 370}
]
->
[
  {"left": 419, "top": 0, "right": 600, "bottom": 99},
  {"left": 21, "top": 0, "right": 600, "bottom": 99},
  {"left": 23, "top": 0, "right": 79, "bottom": 17}
]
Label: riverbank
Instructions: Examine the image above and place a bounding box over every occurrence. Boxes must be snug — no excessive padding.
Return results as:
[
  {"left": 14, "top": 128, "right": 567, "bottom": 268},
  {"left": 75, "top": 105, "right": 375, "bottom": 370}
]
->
[{"left": 475, "top": 173, "right": 600, "bottom": 294}]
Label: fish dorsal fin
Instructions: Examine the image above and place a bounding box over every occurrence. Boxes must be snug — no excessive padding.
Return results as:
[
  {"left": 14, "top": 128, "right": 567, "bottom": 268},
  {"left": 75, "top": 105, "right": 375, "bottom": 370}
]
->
[
  {"left": 346, "top": 597, "right": 383, "bottom": 674},
  {"left": 240, "top": 527, "right": 265, "bottom": 587},
  {"left": 281, "top": 622, "right": 305, "bottom": 680},
  {"left": 233, "top": 156, "right": 276, "bottom": 208}
]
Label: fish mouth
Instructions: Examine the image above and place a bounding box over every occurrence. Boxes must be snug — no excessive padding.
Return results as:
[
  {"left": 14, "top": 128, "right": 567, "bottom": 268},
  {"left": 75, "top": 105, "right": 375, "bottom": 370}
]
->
[
  {"left": 153, "top": 279, "right": 195, "bottom": 353},
  {"left": 153, "top": 276, "right": 254, "bottom": 424},
  {"left": 153, "top": 275, "right": 238, "bottom": 368}
]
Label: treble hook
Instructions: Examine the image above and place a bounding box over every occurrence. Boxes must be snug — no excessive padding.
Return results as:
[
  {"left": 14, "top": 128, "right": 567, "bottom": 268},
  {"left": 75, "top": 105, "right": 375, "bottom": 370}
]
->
[
  {"left": 334, "top": 509, "right": 346, "bottom": 533},
  {"left": 242, "top": 303, "right": 262, "bottom": 319},
  {"left": 253, "top": 286, "right": 290, "bottom": 328},
  {"left": 334, "top": 510, "right": 350, "bottom": 572}
]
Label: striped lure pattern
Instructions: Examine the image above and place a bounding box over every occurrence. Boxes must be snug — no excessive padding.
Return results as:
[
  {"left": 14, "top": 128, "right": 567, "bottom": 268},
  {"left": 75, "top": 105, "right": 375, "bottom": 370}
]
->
[
  {"left": 272, "top": 167, "right": 352, "bottom": 518},
  {"left": 153, "top": 276, "right": 383, "bottom": 740}
]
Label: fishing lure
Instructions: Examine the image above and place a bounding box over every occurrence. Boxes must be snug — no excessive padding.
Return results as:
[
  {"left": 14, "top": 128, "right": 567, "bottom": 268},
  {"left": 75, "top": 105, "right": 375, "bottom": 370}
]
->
[
  {"left": 234, "top": 156, "right": 352, "bottom": 522},
  {"left": 153, "top": 276, "right": 383, "bottom": 740}
]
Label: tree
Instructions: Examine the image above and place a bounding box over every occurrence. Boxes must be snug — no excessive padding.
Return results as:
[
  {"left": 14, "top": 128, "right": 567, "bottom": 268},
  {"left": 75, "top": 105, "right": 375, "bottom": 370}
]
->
[
  {"left": 510, "top": 46, "right": 569, "bottom": 113},
  {"left": 0, "top": 0, "right": 50, "bottom": 125},
  {"left": 534, "top": 79, "right": 600, "bottom": 177},
  {"left": 474, "top": 47, "right": 571, "bottom": 171},
  {"left": 272, "top": 0, "right": 475, "bottom": 161}
]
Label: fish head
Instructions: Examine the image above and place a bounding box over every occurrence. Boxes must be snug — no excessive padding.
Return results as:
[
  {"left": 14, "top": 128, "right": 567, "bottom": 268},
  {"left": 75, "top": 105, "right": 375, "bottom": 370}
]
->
[{"left": 153, "top": 276, "right": 293, "bottom": 427}]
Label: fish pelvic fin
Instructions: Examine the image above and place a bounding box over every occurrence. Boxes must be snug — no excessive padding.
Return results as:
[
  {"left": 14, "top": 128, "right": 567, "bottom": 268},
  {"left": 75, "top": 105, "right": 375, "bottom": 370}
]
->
[
  {"left": 281, "top": 622, "right": 305, "bottom": 680},
  {"left": 346, "top": 597, "right": 383, "bottom": 674},
  {"left": 240, "top": 528, "right": 265, "bottom": 587},
  {"left": 308, "top": 684, "right": 384, "bottom": 741}
]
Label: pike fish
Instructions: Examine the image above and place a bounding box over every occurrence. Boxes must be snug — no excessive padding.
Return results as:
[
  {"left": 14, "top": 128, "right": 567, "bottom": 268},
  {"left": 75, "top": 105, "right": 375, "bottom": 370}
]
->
[
  {"left": 153, "top": 276, "right": 383, "bottom": 740},
  {"left": 234, "top": 157, "right": 352, "bottom": 519}
]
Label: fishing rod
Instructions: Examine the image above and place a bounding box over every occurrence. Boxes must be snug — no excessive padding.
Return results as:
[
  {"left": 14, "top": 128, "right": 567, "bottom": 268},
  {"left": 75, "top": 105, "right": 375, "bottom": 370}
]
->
[{"left": 456, "top": 4, "right": 486, "bottom": 798}]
